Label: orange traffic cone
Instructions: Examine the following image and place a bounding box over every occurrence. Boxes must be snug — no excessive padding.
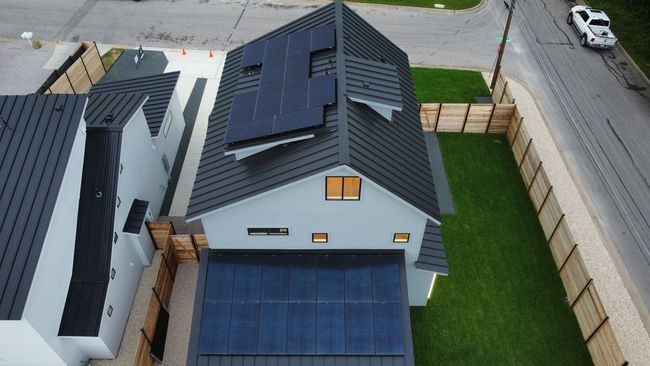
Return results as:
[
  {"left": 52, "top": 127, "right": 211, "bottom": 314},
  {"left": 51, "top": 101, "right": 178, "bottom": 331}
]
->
[
  {"left": 209, "top": 50, "right": 213, "bottom": 58},
  {"left": 182, "top": 48, "right": 187, "bottom": 55}
]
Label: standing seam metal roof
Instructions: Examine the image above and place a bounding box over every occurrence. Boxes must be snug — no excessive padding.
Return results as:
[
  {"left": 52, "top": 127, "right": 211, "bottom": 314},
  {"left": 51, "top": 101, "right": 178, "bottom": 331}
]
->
[
  {"left": 0, "top": 94, "right": 86, "bottom": 320},
  {"left": 415, "top": 219, "right": 449, "bottom": 275},
  {"left": 187, "top": 2, "right": 439, "bottom": 221},
  {"left": 89, "top": 71, "right": 180, "bottom": 137}
]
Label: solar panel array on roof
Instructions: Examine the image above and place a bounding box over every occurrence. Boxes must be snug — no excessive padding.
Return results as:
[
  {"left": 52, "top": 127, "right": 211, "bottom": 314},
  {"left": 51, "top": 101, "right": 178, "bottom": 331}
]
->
[
  {"left": 198, "top": 253, "right": 405, "bottom": 356},
  {"left": 224, "top": 23, "right": 337, "bottom": 145}
]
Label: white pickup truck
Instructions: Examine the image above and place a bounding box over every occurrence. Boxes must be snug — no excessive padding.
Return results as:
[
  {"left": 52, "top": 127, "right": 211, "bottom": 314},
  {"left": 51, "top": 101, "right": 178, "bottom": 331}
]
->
[{"left": 567, "top": 6, "right": 617, "bottom": 49}]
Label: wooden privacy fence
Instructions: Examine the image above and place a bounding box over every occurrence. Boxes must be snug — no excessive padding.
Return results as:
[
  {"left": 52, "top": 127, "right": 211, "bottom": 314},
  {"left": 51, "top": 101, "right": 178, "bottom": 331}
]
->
[
  {"left": 38, "top": 42, "right": 106, "bottom": 94},
  {"left": 506, "top": 116, "right": 626, "bottom": 366},
  {"left": 420, "top": 103, "right": 516, "bottom": 133},
  {"left": 491, "top": 72, "right": 515, "bottom": 104},
  {"left": 133, "top": 222, "right": 208, "bottom": 366}
]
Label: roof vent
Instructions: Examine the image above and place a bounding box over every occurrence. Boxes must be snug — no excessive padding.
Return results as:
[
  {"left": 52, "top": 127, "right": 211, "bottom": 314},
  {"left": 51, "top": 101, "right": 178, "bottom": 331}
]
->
[
  {"left": 55, "top": 104, "right": 65, "bottom": 112},
  {"left": 104, "top": 114, "right": 114, "bottom": 125}
]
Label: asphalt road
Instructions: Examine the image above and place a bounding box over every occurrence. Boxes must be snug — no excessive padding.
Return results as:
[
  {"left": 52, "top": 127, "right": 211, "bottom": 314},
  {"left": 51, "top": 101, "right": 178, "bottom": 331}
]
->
[{"left": 0, "top": 0, "right": 648, "bottom": 321}]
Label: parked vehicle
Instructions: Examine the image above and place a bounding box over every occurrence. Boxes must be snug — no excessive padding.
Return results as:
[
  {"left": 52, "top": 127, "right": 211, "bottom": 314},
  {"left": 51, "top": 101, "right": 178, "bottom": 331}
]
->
[{"left": 567, "top": 6, "right": 617, "bottom": 49}]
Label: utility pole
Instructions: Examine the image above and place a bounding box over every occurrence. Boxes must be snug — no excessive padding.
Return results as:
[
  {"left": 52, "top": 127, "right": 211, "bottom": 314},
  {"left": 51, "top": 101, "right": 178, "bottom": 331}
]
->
[{"left": 490, "top": 0, "right": 517, "bottom": 90}]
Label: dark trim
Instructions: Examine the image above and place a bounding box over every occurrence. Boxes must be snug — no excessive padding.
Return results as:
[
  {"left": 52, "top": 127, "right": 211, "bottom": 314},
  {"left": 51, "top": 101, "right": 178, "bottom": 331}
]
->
[
  {"left": 335, "top": 0, "right": 349, "bottom": 165},
  {"left": 399, "top": 253, "right": 416, "bottom": 366}
]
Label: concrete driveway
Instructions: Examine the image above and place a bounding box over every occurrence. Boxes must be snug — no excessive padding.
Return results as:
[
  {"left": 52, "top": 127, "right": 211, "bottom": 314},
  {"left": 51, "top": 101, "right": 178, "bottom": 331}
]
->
[{"left": 0, "top": 0, "right": 648, "bottom": 326}]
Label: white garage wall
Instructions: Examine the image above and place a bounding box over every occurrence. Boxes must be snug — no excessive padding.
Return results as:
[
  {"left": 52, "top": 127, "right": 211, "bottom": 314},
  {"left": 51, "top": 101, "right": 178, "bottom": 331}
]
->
[
  {"left": 153, "top": 89, "right": 186, "bottom": 175},
  {"left": 199, "top": 165, "right": 436, "bottom": 305}
]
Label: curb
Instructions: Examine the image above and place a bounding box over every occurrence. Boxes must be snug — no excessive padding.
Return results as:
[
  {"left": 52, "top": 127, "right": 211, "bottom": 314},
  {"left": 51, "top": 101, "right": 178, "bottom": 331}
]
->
[{"left": 347, "top": 0, "right": 485, "bottom": 14}]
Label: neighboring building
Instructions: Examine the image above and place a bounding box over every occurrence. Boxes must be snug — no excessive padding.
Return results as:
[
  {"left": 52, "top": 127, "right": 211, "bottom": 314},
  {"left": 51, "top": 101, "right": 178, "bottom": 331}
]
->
[
  {"left": 186, "top": 2, "right": 448, "bottom": 365},
  {"left": 0, "top": 92, "right": 170, "bottom": 365},
  {"left": 89, "top": 71, "right": 186, "bottom": 176}
]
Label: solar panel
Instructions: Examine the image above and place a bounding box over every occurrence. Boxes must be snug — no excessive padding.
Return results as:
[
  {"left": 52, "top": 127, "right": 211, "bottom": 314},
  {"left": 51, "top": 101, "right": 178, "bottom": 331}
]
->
[
  {"left": 284, "top": 54, "right": 310, "bottom": 83},
  {"left": 287, "top": 30, "right": 311, "bottom": 56},
  {"left": 229, "top": 91, "right": 258, "bottom": 124},
  {"left": 308, "top": 74, "right": 336, "bottom": 107},
  {"left": 273, "top": 107, "right": 324, "bottom": 134},
  {"left": 198, "top": 254, "right": 404, "bottom": 357},
  {"left": 241, "top": 41, "right": 266, "bottom": 68},
  {"left": 264, "top": 35, "right": 289, "bottom": 61},
  {"left": 228, "top": 302, "right": 260, "bottom": 354},
  {"left": 280, "top": 78, "right": 309, "bottom": 114},
  {"left": 224, "top": 117, "right": 275, "bottom": 144},
  {"left": 258, "top": 302, "right": 288, "bottom": 354},
  {"left": 310, "top": 23, "right": 336, "bottom": 52},
  {"left": 345, "top": 302, "right": 375, "bottom": 354},
  {"left": 374, "top": 303, "right": 404, "bottom": 355},
  {"left": 254, "top": 85, "right": 283, "bottom": 119},
  {"left": 259, "top": 58, "right": 286, "bottom": 87}
]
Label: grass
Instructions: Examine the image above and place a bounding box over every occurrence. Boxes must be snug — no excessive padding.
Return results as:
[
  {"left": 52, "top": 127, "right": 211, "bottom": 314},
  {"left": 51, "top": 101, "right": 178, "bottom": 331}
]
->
[
  {"left": 410, "top": 134, "right": 592, "bottom": 365},
  {"left": 349, "top": 0, "right": 480, "bottom": 10},
  {"left": 101, "top": 48, "right": 124, "bottom": 71},
  {"left": 587, "top": 0, "right": 650, "bottom": 78},
  {"left": 411, "top": 68, "right": 491, "bottom": 103}
]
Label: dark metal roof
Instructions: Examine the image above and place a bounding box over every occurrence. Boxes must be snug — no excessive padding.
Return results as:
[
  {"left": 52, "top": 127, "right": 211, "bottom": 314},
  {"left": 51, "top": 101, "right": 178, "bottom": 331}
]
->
[
  {"left": 345, "top": 55, "right": 403, "bottom": 110},
  {"left": 187, "top": 2, "right": 439, "bottom": 221},
  {"left": 59, "top": 126, "right": 123, "bottom": 336},
  {"left": 123, "top": 199, "right": 149, "bottom": 234},
  {"left": 0, "top": 94, "right": 86, "bottom": 320},
  {"left": 90, "top": 71, "right": 180, "bottom": 136},
  {"left": 415, "top": 219, "right": 448, "bottom": 275},
  {"left": 85, "top": 93, "right": 147, "bottom": 131},
  {"left": 187, "top": 250, "right": 414, "bottom": 366}
]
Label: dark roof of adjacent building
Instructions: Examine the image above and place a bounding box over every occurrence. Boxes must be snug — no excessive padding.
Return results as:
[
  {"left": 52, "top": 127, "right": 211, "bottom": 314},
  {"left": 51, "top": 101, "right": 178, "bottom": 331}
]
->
[
  {"left": 187, "top": 251, "right": 414, "bottom": 366},
  {"left": 123, "top": 199, "right": 149, "bottom": 234},
  {"left": 85, "top": 93, "right": 147, "bottom": 131},
  {"left": 59, "top": 94, "right": 143, "bottom": 336},
  {"left": 415, "top": 219, "right": 448, "bottom": 275},
  {"left": 0, "top": 94, "right": 86, "bottom": 320},
  {"left": 187, "top": 1, "right": 439, "bottom": 221},
  {"left": 90, "top": 71, "right": 180, "bottom": 137}
]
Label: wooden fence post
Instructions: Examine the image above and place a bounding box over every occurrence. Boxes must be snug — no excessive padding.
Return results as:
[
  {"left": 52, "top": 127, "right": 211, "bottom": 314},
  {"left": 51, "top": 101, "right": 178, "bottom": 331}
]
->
[
  {"left": 527, "top": 161, "right": 543, "bottom": 193},
  {"left": 160, "top": 252, "right": 175, "bottom": 281},
  {"left": 191, "top": 235, "right": 200, "bottom": 262},
  {"left": 510, "top": 117, "right": 523, "bottom": 147},
  {"left": 517, "top": 138, "right": 533, "bottom": 169},
  {"left": 94, "top": 42, "right": 107, "bottom": 72},
  {"left": 547, "top": 214, "right": 566, "bottom": 245},
  {"left": 499, "top": 81, "right": 509, "bottom": 104},
  {"left": 537, "top": 186, "right": 553, "bottom": 216},
  {"left": 433, "top": 103, "right": 441, "bottom": 132},
  {"left": 583, "top": 316, "right": 609, "bottom": 345},
  {"left": 140, "top": 328, "right": 153, "bottom": 346},
  {"left": 64, "top": 71, "right": 76, "bottom": 94},
  {"left": 79, "top": 55, "right": 93, "bottom": 86},
  {"left": 485, "top": 103, "right": 496, "bottom": 134}
]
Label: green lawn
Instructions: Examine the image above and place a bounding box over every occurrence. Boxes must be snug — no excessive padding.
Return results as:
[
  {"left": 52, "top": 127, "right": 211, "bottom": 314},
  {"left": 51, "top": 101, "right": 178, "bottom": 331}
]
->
[
  {"left": 101, "top": 48, "right": 124, "bottom": 71},
  {"left": 349, "top": 0, "right": 480, "bottom": 10},
  {"left": 410, "top": 134, "right": 592, "bottom": 365},
  {"left": 411, "top": 68, "right": 491, "bottom": 103},
  {"left": 587, "top": 0, "right": 650, "bottom": 78}
]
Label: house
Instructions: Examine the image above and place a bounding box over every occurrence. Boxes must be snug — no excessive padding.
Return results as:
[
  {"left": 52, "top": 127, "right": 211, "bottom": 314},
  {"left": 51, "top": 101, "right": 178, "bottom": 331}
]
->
[
  {"left": 89, "top": 71, "right": 186, "bottom": 175},
  {"left": 0, "top": 92, "right": 170, "bottom": 365},
  {"left": 185, "top": 2, "right": 448, "bottom": 364}
]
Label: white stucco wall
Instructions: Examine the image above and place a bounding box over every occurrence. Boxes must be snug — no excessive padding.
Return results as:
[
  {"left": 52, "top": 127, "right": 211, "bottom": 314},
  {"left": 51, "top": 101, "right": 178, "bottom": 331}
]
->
[
  {"left": 2, "top": 120, "right": 87, "bottom": 366},
  {"left": 153, "top": 89, "right": 185, "bottom": 175},
  {"left": 96, "top": 107, "right": 170, "bottom": 358},
  {"left": 198, "top": 165, "right": 436, "bottom": 306}
]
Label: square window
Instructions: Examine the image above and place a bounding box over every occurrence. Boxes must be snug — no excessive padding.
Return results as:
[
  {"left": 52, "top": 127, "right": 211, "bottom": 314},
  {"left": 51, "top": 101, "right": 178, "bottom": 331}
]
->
[
  {"left": 393, "top": 233, "right": 410, "bottom": 243},
  {"left": 326, "top": 177, "right": 343, "bottom": 200},
  {"left": 312, "top": 233, "right": 328, "bottom": 243},
  {"left": 342, "top": 177, "right": 361, "bottom": 200},
  {"left": 107, "top": 305, "right": 113, "bottom": 317}
]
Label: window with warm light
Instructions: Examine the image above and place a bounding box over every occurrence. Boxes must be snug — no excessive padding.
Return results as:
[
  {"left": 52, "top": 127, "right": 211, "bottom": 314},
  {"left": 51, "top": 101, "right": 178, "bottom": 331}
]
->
[
  {"left": 312, "top": 233, "right": 328, "bottom": 243},
  {"left": 326, "top": 176, "right": 361, "bottom": 200},
  {"left": 393, "top": 233, "right": 410, "bottom": 243}
]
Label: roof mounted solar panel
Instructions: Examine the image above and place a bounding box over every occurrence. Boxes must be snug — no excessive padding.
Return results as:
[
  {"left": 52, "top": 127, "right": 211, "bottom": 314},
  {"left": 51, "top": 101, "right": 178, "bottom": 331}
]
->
[
  {"left": 310, "top": 23, "right": 336, "bottom": 52},
  {"left": 284, "top": 54, "right": 310, "bottom": 83},
  {"left": 229, "top": 91, "right": 258, "bottom": 124},
  {"left": 260, "top": 58, "right": 286, "bottom": 87},
  {"left": 280, "top": 78, "right": 309, "bottom": 114},
  {"left": 254, "top": 84, "right": 283, "bottom": 119},
  {"left": 287, "top": 30, "right": 311, "bottom": 56},
  {"left": 264, "top": 35, "right": 289, "bottom": 61},
  {"left": 224, "top": 117, "right": 274, "bottom": 144},
  {"left": 273, "top": 107, "right": 324, "bottom": 134},
  {"left": 241, "top": 41, "right": 266, "bottom": 68},
  {"left": 308, "top": 74, "right": 336, "bottom": 107}
]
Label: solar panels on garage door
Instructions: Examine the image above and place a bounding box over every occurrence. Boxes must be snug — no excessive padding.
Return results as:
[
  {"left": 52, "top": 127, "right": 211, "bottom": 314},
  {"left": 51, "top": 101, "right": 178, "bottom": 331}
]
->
[
  {"left": 198, "top": 253, "right": 406, "bottom": 356},
  {"left": 224, "top": 24, "right": 337, "bottom": 145}
]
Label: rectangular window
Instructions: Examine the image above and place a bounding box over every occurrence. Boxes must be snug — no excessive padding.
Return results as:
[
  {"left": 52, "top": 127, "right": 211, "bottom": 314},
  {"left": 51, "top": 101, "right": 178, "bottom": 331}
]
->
[
  {"left": 107, "top": 305, "right": 113, "bottom": 317},
  {"left": 113, "top": 232, "right": 118, "bottom": 243},
  {"left": 312, "top": 233, "right": 328, "bottom": 243},
  {"left": 326, "top": 176, "right": 361, "bottom": 200},
  {"left": 162, "top": 154, "right": 170, "bottom": 173},
  {"left": 393, "top": 233, "right": 410, "bottom": 243},
  {"left": 117, "top": 196, "right": 121, "bottom": 208},
  {"left": 111, "top": 268, "right": 116, "bottom": 280},
  {"left": 247, "top": 228, "right": 289, "bottom": 236},
  {"left": 163, "top": 114, "right": 173, "bottom": 137}
]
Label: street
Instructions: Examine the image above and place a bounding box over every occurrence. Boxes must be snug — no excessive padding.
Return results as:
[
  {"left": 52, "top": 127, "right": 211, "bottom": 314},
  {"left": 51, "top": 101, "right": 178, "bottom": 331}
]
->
[{"left": 0, "top": 0, "right": 648, "bottom": 324}]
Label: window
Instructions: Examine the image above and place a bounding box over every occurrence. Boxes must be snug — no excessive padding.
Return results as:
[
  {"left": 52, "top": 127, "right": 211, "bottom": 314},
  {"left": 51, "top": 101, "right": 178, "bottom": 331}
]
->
[
  {"left": 113, "top": 232, "right": 118, "bottom": 243},
  {"left": 117, "top": 196, "right": 121, "bottom": 208},
  {"left": 326, "top": 176, "right": 361, "bottom": 200},
  {"left": 107, "top": 305, "right": 113, "bottom": 317},
  {"left": 578, "top": 11, "right": 589, "bottom": 22},
  {"left": 393, "top": 233, "right": 410, "bottom": 243},
  {"left": 163, "top": 114, "right": 173, "bottom": 137},
  {"left": 162, "top": 154, "right": 170, "bottom": 173},
  {"left": 312, "top": 233, "right": 328, "bottom": 243},
  {"left": 111, "top": 268, "right": 116, "bottom": 280},
  {"left": 247, "top": 228, "right": 289, "bottom": 236},
  {"left": 120, "top": 163, "right": 123, "bottom": 174}
]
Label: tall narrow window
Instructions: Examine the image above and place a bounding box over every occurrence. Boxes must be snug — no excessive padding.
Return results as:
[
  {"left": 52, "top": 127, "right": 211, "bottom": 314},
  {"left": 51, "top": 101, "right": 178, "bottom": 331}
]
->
[
  {"left": 107, "top": 305, "right": 113, "bottom": 317},
  {"left": 163, "top": 114, "right": 173, "bottom": 137},
  {"left": 312, "top": 233, "right": 328, "bottom": 243},
  {"left": 247, "top": 228, "right": 289, "bottom": 236},
  {"left": 393, "top": 233, "right": 410, "bottom": 243},
  {"left": 326, "top": 176, "right": 361, "bottom": 200}
]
